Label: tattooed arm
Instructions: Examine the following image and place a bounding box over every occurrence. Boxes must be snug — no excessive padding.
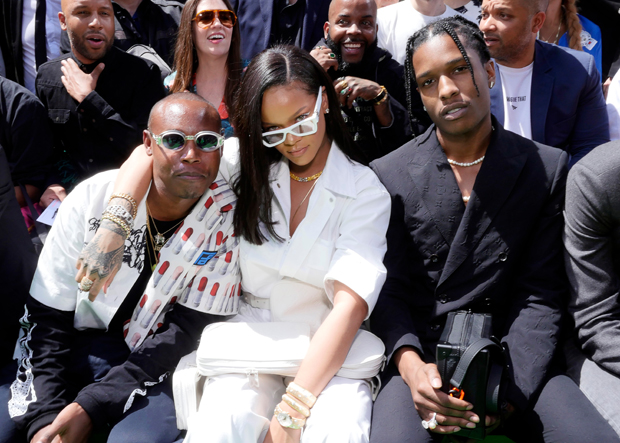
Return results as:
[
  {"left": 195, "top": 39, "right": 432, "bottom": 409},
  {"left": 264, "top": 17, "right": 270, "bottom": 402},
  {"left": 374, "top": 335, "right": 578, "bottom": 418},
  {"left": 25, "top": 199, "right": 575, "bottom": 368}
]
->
[{"left": 74, "top": 146, "right": 153, "bottom": 300}]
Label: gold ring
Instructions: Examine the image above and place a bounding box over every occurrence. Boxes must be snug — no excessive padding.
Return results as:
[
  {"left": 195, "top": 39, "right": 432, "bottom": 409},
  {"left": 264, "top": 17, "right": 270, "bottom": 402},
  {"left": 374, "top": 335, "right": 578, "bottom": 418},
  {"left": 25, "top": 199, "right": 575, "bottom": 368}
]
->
[{"left": 80, "top": 276, "right": 94, "bottom": 292}]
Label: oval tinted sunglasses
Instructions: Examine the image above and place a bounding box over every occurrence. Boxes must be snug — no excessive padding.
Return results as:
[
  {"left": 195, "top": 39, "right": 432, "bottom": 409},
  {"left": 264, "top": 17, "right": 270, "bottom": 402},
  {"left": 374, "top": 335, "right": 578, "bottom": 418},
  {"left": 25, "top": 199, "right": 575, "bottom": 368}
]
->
[
  {"left": 149, "top": 130, "right": 224, "bottom": 152},
  {"left": 193, "top": 9, "right": 237, "bottom": 28},
  {"left": 262, "top": 86, "right": 323, "bottom": 148}
]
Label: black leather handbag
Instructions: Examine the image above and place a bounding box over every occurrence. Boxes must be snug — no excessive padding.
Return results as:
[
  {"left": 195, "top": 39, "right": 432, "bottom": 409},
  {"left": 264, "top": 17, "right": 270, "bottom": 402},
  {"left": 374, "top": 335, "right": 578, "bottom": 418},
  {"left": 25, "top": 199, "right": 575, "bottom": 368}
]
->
[{"left": 436, "top": 311, "right": 505, "bottom": 440}]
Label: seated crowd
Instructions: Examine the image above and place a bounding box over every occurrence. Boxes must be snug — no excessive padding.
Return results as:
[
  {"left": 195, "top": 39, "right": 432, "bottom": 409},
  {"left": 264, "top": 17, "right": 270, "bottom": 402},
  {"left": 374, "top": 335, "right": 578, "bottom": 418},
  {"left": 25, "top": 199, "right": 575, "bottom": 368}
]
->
[{"left": 0, "top": 0, "right": 620, "bottom": 442}]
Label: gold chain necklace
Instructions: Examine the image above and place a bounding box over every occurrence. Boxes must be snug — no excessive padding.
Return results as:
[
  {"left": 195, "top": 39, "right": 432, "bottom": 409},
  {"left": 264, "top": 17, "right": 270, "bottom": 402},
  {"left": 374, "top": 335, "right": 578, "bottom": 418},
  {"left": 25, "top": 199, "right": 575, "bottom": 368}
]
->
[
  {"left": 290, "top": 171, "right": 323, "bottom": 183},
  {"left": 145, "top": 201, "right": 184, "bottom": 252},
  {"left": 291, "top": 178, "right": 320, "bottom": 224}
]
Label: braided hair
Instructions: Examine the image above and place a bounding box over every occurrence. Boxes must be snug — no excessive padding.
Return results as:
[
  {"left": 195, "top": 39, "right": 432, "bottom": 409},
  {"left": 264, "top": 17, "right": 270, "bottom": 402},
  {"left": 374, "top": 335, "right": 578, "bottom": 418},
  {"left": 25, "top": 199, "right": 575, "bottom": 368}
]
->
[
  {"left": 404, "top": 15, "right": 490, "bottom": 131},
  {"left": 563, "top": 0, "right": 583, "bottom": 51}
]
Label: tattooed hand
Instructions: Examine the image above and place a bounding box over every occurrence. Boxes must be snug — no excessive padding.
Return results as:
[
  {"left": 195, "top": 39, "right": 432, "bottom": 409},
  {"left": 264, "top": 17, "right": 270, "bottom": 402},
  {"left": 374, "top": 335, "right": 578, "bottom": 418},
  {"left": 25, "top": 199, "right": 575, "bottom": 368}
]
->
[{"left": 75, "top": 198, "right": 131, "bottom": 301}]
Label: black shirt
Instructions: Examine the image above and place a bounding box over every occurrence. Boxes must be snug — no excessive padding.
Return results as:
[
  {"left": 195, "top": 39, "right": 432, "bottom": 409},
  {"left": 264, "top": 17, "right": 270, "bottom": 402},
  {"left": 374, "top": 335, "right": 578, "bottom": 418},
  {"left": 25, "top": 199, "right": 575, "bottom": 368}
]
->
[
  {"left": 270, "top": 0, "right": 305, "bottom": 47},
  {"left": 35, "top": 46, "right": 166, "bottom": 188},
  {"left": 0, "top": 76, "right": 52, "bottom": 188}
]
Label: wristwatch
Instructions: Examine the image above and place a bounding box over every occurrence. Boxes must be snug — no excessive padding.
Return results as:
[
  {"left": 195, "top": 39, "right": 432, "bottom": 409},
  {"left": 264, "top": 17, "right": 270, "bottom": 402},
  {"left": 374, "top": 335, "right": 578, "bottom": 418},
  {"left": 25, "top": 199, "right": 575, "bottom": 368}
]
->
[{"left": 274, "top": 404, "right": 306, "bottom": 429}]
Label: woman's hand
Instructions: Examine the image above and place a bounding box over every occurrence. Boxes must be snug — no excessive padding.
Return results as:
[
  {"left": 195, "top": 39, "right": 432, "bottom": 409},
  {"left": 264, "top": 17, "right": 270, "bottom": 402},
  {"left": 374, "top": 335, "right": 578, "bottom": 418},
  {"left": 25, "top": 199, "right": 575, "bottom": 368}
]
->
[
  {"left": 264, "top": 401, "right": 302, "bottom": 443},
  {"left": 74, "top": 218, "right": 126, "bottom": 301},
  {"left": 396, "top": 347, "right": 480, "bottom": 435}
]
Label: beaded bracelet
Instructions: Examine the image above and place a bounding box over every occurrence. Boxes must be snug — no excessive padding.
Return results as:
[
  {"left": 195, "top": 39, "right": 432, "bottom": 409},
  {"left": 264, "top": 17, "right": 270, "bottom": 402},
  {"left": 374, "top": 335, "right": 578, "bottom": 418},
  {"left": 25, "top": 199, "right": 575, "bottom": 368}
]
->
[
  {"left": 104, "top": 205, "right": 134, "bottom": 230},
  {"left": 108, "top": 193, "right": 137, "bottom": 219},
  {"left": 282, "top": 394, "right": 310, "bottom": 418},
  {"left": 286, "top": 382, "right": 317, "bottom": 409},
  {"left": 102, "top": 213, "right": 131, "bottom": 238}
]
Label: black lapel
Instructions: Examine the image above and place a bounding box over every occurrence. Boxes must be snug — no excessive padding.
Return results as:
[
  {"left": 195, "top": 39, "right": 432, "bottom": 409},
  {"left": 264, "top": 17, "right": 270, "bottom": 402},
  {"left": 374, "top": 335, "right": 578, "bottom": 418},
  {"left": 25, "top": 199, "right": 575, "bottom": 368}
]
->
[
  {"left": 438, "top": 120, "right": 527, "bottom": 287},
  {"left": 407, "top": 128, "right": 465, "bottom": 247}
]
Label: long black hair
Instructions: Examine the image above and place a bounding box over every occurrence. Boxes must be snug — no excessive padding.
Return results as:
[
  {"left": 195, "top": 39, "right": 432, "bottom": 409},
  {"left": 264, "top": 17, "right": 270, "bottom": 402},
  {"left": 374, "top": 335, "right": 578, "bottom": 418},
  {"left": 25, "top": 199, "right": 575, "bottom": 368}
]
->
[
  {"left": 231, "top": 44, "right": 361, "bottom": 245},
  {"left": 404, "top": 15, "right": 490, "bottom": 130}
]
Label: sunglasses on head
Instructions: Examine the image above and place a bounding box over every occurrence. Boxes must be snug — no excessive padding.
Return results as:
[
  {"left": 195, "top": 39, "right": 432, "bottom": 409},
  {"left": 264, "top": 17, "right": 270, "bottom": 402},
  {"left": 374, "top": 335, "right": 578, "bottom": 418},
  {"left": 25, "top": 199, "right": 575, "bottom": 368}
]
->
[
  {"left": 261, "top": 87, "right": 324, "bottom": 148},
  {"left": 149, "top": 129, "right": 224, "bottom": 152},
  {"left": 193, "top": 9, "right": 237, "bottom": 28}
]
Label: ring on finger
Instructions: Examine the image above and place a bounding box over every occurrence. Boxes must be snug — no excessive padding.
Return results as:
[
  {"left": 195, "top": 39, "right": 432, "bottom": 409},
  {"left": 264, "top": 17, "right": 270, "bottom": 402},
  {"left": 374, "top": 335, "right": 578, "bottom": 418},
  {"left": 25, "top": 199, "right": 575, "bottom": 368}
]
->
[
  {"left": 422, "top": 412, "right": 438, "bottom": 430},
  {"left": 341, "top": 86, "right": 352, "bottom": 96},
  {"left": 79, "top": 276, "right": 94, "bottom": 292},
  {"left": 338, "top": 81, "right": 349, "bottom": 91},
  {"left": 329, "top": 53, "right": 335, "bottom": 59}
]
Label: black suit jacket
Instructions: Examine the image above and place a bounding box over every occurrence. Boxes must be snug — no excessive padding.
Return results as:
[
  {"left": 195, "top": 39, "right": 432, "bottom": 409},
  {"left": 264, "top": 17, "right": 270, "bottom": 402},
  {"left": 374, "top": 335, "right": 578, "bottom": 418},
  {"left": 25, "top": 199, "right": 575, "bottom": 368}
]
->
[{"left": 370, "top": 119, "right": 569, "bottom": 411}]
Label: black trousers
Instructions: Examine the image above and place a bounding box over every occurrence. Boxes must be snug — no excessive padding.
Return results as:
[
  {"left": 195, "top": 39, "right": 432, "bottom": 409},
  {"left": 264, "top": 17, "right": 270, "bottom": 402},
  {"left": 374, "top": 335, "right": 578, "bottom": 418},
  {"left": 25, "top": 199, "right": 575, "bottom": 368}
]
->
[{"left": 370, "top": 362, "right": 620, "bottom": 443}]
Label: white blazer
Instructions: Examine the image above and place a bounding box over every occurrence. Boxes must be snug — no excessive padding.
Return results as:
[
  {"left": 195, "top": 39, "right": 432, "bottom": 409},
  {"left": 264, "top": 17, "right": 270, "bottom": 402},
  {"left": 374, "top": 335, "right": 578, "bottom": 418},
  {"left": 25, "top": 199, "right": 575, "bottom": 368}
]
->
[{"left": 222, "top": 139, "right": 391, "bottom": 318}]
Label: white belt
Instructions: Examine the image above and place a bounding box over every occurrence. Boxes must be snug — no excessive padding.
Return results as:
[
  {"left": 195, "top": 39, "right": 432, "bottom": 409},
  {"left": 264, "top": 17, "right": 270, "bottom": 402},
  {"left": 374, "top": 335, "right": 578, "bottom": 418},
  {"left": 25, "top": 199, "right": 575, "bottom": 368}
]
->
[{"left": 243, "top": 292, "right": 270, "bottom": 310}]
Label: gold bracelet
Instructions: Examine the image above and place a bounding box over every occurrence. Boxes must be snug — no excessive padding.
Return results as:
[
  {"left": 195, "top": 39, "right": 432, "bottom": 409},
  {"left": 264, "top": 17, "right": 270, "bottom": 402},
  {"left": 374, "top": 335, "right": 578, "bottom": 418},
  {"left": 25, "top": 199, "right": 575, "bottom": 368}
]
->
[
  {"left": 102, "top": 213, "right": 131, "bottom": 238},
  {"left": 370, "top": 85, "right": 387, "bottom": 105},
  {"left": 274, "top": 404, "right": 306, "bottom": 429},
  {"left": 109, "top": 193, "right": 138, "bottom": 218},
  {"left": 282, "top": 394, "right": 310, "bottom": 418},
  {"left": 286, "top": 382, "right": 317, "bottom": 409}
]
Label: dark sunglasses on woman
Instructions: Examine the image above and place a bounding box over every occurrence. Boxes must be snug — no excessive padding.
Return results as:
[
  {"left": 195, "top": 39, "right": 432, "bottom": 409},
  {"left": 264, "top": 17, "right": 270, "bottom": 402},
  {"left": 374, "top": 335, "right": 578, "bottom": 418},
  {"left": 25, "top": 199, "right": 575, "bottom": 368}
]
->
[{"left": 192, "top": 9, "right": 237, "bottom": 28}]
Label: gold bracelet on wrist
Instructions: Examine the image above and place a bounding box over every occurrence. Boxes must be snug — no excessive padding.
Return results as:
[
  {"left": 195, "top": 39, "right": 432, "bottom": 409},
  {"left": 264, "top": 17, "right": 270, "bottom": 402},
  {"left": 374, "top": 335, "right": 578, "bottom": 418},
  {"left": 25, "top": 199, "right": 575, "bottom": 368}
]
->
[
  {"left": 109, "top": 193, "right": 138, "bottom": 218},
  {"left": 370, "top": 85, "right": 388, "bottom": 105},
  {"left": 282, "top": 394, "right": 311, "bottom": 418},
  {"left": 102, "top": 213, "right": 131, "bottom": 238},
  {"left": 286, "top": 382, "right": 317, "bottom": 409}
]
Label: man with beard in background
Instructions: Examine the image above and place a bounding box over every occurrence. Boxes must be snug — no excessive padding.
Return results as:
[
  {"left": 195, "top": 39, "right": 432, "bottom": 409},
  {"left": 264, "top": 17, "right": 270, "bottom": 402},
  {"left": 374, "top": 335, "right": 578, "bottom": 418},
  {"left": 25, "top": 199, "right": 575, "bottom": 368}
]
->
[
  {"left": 35, "top": 0, "right": 165, "bottom": 199},
  {"left": 311, "top": 0, "right": 428, "bottom": 161}
]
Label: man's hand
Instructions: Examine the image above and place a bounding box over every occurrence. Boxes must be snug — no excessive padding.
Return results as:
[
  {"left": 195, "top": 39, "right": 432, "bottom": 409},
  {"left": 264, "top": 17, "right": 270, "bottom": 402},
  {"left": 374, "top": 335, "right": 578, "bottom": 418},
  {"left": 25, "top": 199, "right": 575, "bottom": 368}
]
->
[
  {"left": 40, "top": 184, "right": 67, "bottom": 208},
  {"left": 30, "top": 403, "right": 92, "bottom": 443},
  {"left": 333, "top": 76, "right": 383, "bottom": 109},
  {"left": 310, "top": 45, "right": 338, "bottom": 72},
  {"left": 75, "top": 218, "right": 126, "bottom": 301},
  {"left": 396, "top": 348, "right": 479, "bottom": 435},
  {"left": 60, "top": 59, "right": 105, "bottom": 103}
]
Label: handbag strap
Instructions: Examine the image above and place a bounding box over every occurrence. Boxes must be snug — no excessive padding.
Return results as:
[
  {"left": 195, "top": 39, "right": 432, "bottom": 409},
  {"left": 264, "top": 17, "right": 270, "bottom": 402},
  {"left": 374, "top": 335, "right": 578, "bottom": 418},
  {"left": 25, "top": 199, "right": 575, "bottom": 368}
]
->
[
  {"left": 486, "top": 361, "right": 504, "bottom": 413},
  {"left": 449, "top": 338, "right": 502, "bottom": 388}
]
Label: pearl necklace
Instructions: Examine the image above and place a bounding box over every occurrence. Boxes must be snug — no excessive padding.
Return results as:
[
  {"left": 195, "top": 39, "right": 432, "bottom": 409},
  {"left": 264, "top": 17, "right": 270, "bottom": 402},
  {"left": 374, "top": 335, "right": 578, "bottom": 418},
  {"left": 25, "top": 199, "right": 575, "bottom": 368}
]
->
[
  {"left": 447, "top": 155, "right": 485, "bottom": 167},
  {"left": 290, "top": 171, "right": 323, "bottom": 182}
]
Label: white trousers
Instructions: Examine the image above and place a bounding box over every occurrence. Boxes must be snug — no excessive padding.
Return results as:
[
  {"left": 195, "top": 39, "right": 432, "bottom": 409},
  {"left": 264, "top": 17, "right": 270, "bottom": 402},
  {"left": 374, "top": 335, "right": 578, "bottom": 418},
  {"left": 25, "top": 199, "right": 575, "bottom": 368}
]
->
[
  {"left": 184, "top": 374, "right": 372, "bottom": 443},
  {"left": 184, "top": 302, "right": 372, "bottom": 443}
]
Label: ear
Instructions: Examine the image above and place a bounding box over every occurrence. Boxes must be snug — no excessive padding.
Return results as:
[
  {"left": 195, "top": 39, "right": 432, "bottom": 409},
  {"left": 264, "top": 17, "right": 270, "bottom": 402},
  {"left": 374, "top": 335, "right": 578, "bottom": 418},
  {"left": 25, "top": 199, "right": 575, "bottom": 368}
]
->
[
  {"left": 59, "top": 11, "right": 67, "bottom": 31},
  {"left": 323, "top": 21, "right": 330, "bottom": 39},
  {"left": 531, "top": 11, "right": 545, "bottom": 34},
  {"left": 321, "top": 86, "right": 329, "bottom": 114},
  {"left": 485, "top": 59, "right": 496, "bottom": 84},
  {"left": 143, "top": 130, "right": 154, "bottom": 155}
]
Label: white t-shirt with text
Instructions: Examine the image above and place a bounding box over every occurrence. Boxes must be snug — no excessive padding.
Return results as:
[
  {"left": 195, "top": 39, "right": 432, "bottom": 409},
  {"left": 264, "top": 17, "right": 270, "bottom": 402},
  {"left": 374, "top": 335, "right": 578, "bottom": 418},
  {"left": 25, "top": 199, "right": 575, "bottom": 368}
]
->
[{"left": 498, "top": 62, "right": 534, "bottom": 140}]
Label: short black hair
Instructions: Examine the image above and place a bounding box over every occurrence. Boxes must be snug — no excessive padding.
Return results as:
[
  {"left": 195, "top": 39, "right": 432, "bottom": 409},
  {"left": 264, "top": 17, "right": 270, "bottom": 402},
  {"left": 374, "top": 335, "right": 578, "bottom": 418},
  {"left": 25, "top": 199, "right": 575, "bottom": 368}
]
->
[{"left": 404, "top": 15, "right": 490, "bottom": 131}]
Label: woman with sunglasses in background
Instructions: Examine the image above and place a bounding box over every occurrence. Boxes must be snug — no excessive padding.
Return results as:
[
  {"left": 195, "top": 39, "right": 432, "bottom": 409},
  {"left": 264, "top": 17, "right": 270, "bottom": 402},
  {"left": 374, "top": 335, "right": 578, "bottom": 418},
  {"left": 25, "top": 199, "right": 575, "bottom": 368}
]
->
[
  {"left": 76, "top": 45, "right": 391, "bottom": 442},
  {"left": 164, "top": 0, "right": 243, "bottom": 137}
]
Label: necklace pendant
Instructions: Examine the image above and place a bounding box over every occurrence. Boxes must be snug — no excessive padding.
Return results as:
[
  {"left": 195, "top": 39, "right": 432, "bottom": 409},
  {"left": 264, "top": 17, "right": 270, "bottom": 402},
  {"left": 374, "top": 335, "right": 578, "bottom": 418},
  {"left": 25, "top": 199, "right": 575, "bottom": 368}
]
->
[{"left": 154, "top": 233, "right": 166, "bottom": 251}]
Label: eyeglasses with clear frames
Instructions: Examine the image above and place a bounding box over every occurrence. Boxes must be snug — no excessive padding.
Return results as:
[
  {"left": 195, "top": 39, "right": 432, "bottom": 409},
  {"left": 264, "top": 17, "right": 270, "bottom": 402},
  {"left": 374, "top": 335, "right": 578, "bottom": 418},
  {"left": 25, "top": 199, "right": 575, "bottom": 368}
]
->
[
  {"left": 148, "top": 129, "right": 224, "bottom": 152},
  {"left": 261, "top": 87, "right": 323, "bottom": 148}
]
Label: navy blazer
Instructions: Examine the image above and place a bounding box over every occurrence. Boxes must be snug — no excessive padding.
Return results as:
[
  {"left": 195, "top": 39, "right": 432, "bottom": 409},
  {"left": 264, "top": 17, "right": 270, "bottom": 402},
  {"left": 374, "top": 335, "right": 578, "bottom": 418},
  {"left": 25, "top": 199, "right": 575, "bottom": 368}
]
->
[
  {"left": 370, "top": 119, "right": 568, "bottom": 411},
  {"left": 229, "top": 0, "right": 330, "bottom": 60},
  {"left": 490, "top": 41, "right": 609, "bottom": 167}
]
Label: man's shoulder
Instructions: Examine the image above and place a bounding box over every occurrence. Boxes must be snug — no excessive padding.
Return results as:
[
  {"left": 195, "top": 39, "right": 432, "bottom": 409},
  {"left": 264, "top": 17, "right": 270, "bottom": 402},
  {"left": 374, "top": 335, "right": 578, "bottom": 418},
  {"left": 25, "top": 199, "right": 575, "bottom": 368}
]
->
[
  {"left": 371, "top": 127, "right": 434, "bottom": 175},
  {"left": 535, "top": 40, "right": 596, "bottom": 74},
  {"left": 570, "top": 141, "right": 620, "bottom": 180},
  {"left": 36, "top": 53, "right": 72, "bottom": 77}
]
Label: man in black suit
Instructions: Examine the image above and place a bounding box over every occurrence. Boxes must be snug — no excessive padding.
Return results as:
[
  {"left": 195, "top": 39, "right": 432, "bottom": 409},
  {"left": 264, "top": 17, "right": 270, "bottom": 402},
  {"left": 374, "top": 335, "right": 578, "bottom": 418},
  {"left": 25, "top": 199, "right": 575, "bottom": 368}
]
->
[{"left": 368, "top": 16, "right": 618, "bottom": 443}]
